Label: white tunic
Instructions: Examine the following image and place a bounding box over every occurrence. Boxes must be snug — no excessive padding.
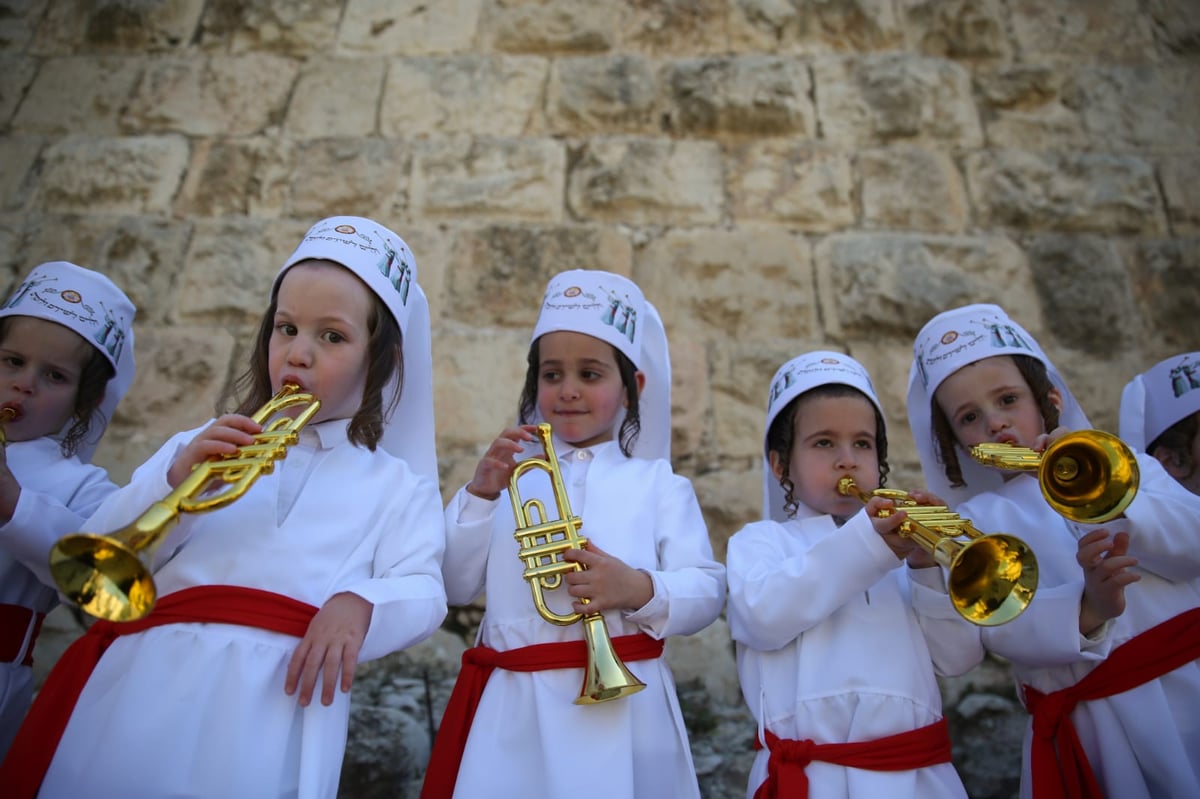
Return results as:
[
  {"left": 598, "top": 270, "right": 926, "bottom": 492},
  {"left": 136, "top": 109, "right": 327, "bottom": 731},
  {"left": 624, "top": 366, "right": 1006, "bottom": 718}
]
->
[
  {"left": 0, "top": 437, "right": 116, "bottom": 758},
  {"left": 38, "top": 420, "right": 447, "bottom": 799},
  {"left": 913, "top": 453, "right": 1200, "bottom": 799},
  {"left": 727, "top": 510, "right": 977, "bottom": 799},
  {"left": 442, "top": 439, "right": 725, "bottom": 799}
]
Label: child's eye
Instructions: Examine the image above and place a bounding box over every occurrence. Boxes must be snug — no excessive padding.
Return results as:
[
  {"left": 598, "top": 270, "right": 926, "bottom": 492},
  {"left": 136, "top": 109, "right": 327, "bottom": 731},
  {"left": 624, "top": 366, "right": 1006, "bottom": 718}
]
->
[
  {"left": 581, "top": 369, "right": 601, "bottom": 380},
  {"left": 275, "top": 323, "right": 297, "bottom": 336},
  {"left": 46, "top": 369, "right": 69, "bottom": 384},
  {"left": 958, "top": 411, "right": 978, "bottom": 427},
  {"left": 322, "top": 331, "right": 345, "bottom": 344},
  {"left": 1, "top": 355, "right": 22, "bottom": 368},
  {"left": 854, "top": 439, "right": 874, "bottom": 450},
  {"left": 540, "top": 369, "right": 560, "bottom": 382},
  {"left": 1000, "top": 393, "right": 1019, "bottom": 406},
  {"left": 813, "top": 438, "right": 833, "bottom": 448}
]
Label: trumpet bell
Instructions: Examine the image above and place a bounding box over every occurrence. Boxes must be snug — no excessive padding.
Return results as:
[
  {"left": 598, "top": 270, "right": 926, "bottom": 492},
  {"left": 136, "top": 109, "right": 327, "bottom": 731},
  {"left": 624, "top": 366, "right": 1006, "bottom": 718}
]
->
[
  {"left": 944, "top": 533, "right": 1039, "bottom": 627},
  {"left": 49, "top": 532, "right": 156, "bottom": 623},
  {"left": 1041, "top": 430, "right": 1140, "bottom": 524},
  {"left": 575, "top": 615, "right": 646, "bottom": 704}
]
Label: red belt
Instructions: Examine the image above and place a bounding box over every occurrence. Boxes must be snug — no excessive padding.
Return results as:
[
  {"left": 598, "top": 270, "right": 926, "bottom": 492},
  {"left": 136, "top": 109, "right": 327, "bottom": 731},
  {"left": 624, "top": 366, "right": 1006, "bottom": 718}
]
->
[
  {"left": 0, "top": 604, "right": 46, "bottom": 667},
  {"left": 420, "top": 631, "right": 665, "bottom": 799},
  {"left": 751, "top": 718, "right": 953, "bottom": 799},
  {"left": 0, "top": 584, "right": 318, "bottom": 799},
  {"left": 1024, "top": 607, "right": 1200, "bottom": 799}
]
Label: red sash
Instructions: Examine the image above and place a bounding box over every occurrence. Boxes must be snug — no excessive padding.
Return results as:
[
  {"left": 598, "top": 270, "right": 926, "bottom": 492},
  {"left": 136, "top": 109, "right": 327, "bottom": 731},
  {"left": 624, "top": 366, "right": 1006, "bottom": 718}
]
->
[
  {"left": 420, "top": 632, "right": 665, "bottom": 799},
  {"left": 0, "top": 584, "right": 318, "bottom": 799},
  {"left": 0, "top": 604, "right": 46, "bottom": 667},
  {"left": 751, "top": 719, "right": 953, "bottom": 799},
  {"left": 1024, "top": 607, "right": 1200, "bottom": 799}
]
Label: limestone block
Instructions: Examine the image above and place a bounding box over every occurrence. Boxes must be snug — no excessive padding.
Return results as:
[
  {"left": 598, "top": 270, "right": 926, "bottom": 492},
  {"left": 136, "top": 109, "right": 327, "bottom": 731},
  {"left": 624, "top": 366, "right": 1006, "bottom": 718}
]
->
[
  {"left": 727, "top": 141, "right": 853, "bottom": 230},
  {"left": 0, "top": 136, "right": 40, "bottom": 212},
  {"left": 285, "top": 57, "right": 386, "bottom": 138},
  {"left": 814, "top": 54, "right": 983, "bottom": 147},
  {"left": 12, "top": 55, "right": 141, "bottom": 135},
  {"left": 278, "top": 138, "right": 412, "bottom": 220},
  {"left": 0, "top": 55, "right": 37, "bottom": 126},
  {"left": 899, "top": 0, "right": 1010, "bottom": 60},
  {"left": 546, "top": 55, "right": 659, "bottom": 135},
  {"left": 174, "top": 137, "right": 294, "bottom": 218},
  {"left": 481, "top": 0, "right": 617, "bottom": 53},
  {"left": 339, "top": 0, "right": 482, "bottom": 56},
  {"left": 814, "top": 233, "right": 1035, "bottom": 340},
  {"left": 619, "top": 0, "right": 729, "bottom": 54},
  {"left": 0, "top": 213, "right": 25, "bottom": 279},
  {"left": 34, "top": 134, "right": 189, "bottom": 214},
  {"left": 413, "top": 136, "right": 565, "bottom": 222},
  {"left": 1159, "top": 155, "right": 1200, "bottom": 234},
  {"left": 858, "top": 146, "right": 967, "bottom": 232},
  {"left": 173, "top": 216, "right": 310, "bottom": 325},
  {"left": 31, "top": 0, "right": 204, "bottom": 53},
  {"left": 441, "top": 223, "right": 632, "bottom": 328},
  {"left": 965, "top": 150, "right": 1166, "bottom": 234},
  {"left": 636, "top": 227, "right": 816, "bottom": 343},
  {"left": 0, "top": 0, "right": 43, "bottom": 51},
  {"left": 670, "top": 336, "right": 708, "bottom": 461},
  {"left": 1146, "top": 0, "right": 1200, "bottom": 56},
  {"left": 663, "top": 55, "right": 816, "bottom": 137},
  {"left": 1007, "top": 0, "right": 1155, "bottom": 60},
  {"left": 196, "top": 0, "right": 340, "bottom": 55},
  {"left": 93, "top": 324, "right": 239, "bottom": 485},
  {"left": 730, "top": 0, "right": 902, "bottom": 53},
  {"left": 431, "top": 322, "right": 529, "bottom": 455},
  {"left": 842, "top": 337, "right": 924, "bottom": 467},
  {"left": 382, "top": 55, "right": 547, "bottom": 137},
  {"left": 19, "top": 213, "right": 192, "bottom": 325},
  {"left": 122, "top": 54, "right": 297, "bottom": 136},
  {"left": 689, "top": 436, "right": 763, "bottom": 538},
  {"left": 708, "top": 338, "right": 812, "bottom": 462},
  {"left": 1121, "top": 237, "right": 1200, "bottom": 351},
  {"left": 567, "top": 137, "right": 723, "bottom": 225},
  {"left": 1069, "top": 65, "right": 1200, "bottom": 152},
  {"left": 1025, "top": 234, "right": 1138, "bottom": 356},
  {"left": 973, "top": 64, "right": 1088, "bottom": 149}
]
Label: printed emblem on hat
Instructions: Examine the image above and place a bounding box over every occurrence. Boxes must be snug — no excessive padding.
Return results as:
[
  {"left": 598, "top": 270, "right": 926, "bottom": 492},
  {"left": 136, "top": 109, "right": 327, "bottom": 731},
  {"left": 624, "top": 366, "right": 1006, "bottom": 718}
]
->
[
  {"left": 1169, "top": 360, "right": 1200, "bottom": 398},
  {"left": 941, "top": 331, "right": 958, "bottom": 345},
  {"left": 564, "top": 286, "right": 582, "bottom": 298},
  {"left": 335, "top": 224, "right": 356, "bottom": 234},
  {"left": 3, "top": 272, "right": 130, "bottom": 365},
  {"left": 61, "top": 289, "right": 82, "bottom": 304}
]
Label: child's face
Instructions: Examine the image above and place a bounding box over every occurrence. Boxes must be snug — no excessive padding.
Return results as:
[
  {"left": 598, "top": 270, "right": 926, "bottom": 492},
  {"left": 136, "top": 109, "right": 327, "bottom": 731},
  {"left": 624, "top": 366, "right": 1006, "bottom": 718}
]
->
[
  {"left": 0, "top": 316, "right": 93, "bottom": 442},
  {"left": 935, "top": 354, "right": 1057, "bottom": 450},
  {"left": 535, "top": 330, "right": 640, "bottom": 449},
  {"left": 770, "top": 392, "right": 880, "bottom": 519},
  {"left": 269, "top": 260, "right": 373, "bottom": 424},
  {"left": 1153, "top": 420, "right": 1200, "bottom": 496}
]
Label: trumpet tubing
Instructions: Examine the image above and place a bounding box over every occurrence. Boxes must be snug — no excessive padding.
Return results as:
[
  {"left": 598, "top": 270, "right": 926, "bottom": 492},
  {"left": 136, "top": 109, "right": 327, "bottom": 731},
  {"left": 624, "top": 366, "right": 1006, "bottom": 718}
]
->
[
  {"left": 838, "top": 478, "right": 1038, "bottom": 626},
  {"left": 970, "top": 429, "right": 1139, "bottom": 524},
  {"left": 0, "top": 405, "right": 16, "bottom": 447},
  {"left": 49, "top": 384, "right": 321, "bottom": 622},
  {"left": 510, "top": 423, "right": 646, "bottom": 703}
]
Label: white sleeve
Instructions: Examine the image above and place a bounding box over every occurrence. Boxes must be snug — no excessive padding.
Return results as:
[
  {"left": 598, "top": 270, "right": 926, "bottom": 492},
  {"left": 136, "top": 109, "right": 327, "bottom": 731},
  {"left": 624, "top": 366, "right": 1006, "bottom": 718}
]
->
[
  {"left": 441, "top": 484, "right": 499, "bottom": 606},
  {"left": 907, "top": 564, "right": 988, "bottom": 677},
  {"left": 1113, "top": 453, "right": 1200, "bottom": 581}
]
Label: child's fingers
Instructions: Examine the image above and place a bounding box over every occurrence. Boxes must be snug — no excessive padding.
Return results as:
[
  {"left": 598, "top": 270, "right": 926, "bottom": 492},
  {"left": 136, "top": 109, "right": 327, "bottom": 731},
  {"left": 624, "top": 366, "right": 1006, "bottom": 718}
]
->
[{"left": 285, "top": 638, "right": 312, "bottom": 698}]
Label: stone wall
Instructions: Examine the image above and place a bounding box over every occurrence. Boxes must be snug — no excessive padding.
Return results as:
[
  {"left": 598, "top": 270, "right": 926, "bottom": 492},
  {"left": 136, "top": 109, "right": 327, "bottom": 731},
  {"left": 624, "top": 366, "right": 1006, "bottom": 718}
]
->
[{"left": 4, "top": 1, "right": 1199, "bottom": 798}]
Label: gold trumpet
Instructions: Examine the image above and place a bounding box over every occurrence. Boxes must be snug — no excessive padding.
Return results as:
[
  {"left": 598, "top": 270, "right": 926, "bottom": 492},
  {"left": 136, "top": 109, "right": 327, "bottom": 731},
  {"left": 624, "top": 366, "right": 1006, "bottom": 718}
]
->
[
  {"left": 838, "top": 477, "right": 1038, "bottom": 626},
  {"left": 971, "top": 430, "right": 1139, "bottom": 524},
  {"left": 510, "top": 422, "right": 646, "bottom": 704},
  {"left": 0, "top": 406, "right": 16, "bottom": 447},
  {"left": 49, "top": 384, "right": 321, "bottom": 622}
]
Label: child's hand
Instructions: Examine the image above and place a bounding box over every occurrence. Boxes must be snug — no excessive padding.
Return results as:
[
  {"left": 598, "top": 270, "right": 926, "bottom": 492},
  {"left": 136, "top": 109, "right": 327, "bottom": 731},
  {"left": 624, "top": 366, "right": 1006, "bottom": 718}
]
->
[
  {"left": 466, "top": 425, "right": 538, "bottom": 500},
  {"left": 166, "top": 414, "right": 261, "bottom": 488},
  {"left": 563, "top": 541, "right": 653, "bottom": 614},
  {"left": 1032, "top": 425, "right": 1070, "bottom": 454},
  {"left": 285, "top": 591, "right": 373, "bottom": 707},
  {"left": 1077, "top": 528, "right": 1140, "bottom": 635},
  {"left": 866, "top": 494, "right": 918, "bottom": 563}
]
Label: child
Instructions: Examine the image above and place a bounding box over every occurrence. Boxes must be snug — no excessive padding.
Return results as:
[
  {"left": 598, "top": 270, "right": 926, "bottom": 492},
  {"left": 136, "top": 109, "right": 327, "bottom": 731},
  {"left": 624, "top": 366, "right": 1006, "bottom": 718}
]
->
[
  {"left": 907, "top": 303, "right": 1200, "bottom": 799},
  {"left": 1120, "top": 351, "right": 1200, "bottom": 496},
  {"left": 0, "top": 217, "right": 448, "bottom": 799},
  {"left": 0, "top": 261, "right": 136, "bottom": 760},
  {"left": 422, "top": 269, "right": 725, "bottom": 799},
  {"left": 727, "top": 351, "right": 978, "bottom": 799}
]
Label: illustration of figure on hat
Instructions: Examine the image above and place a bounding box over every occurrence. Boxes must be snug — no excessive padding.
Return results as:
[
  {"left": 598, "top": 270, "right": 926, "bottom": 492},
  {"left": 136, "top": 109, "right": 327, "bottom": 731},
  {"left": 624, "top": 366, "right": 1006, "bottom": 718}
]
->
[
  {"left": 3, "top": 273, "right": 55, "bottom": 309},
  {"left": 376, "top": 241, "right": 411, "bottom": 304},
  {"left": 94, "top": 302, "right": 128, "bottom": 363},
  {"left": 601, "top": 289, "right": 636, "bottom": 344}
]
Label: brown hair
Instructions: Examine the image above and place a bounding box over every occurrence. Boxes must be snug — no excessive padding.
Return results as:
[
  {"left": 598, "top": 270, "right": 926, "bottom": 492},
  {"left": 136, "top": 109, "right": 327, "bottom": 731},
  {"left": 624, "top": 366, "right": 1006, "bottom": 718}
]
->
[
  {"left": 226, "top": 263, "right": 402, "bottom": 451},
  {"left": 765, "top": 384, "right": 890, "bottom": 519},
  {"left": 1148, "top": 411, "right": 1199, "bottom": 479},
  {"left": 931, "top": 353, "right": 1061, "bottom": 488}
]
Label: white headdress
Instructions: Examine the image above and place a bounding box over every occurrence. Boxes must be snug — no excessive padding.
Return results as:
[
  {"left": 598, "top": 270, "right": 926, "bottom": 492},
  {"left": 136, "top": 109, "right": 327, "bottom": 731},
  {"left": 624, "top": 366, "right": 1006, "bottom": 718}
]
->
[
  {"left": 0, "top": 261, "right": 137, "bottom": 462},
  {"left": 530, "top": 269, "right": 671, "bottom": 461},
  {"left": 761, "top": 351, "right": 884, "bottom": 522},
  {"left": 906, "top": 303, "right": 1089, "bottom": 506},
  {"left": 279, "top": 216, "right": 437, "bottom": 482},
  {"left": 1120, "top": 351, "right": 1200, "bottom": 453}
]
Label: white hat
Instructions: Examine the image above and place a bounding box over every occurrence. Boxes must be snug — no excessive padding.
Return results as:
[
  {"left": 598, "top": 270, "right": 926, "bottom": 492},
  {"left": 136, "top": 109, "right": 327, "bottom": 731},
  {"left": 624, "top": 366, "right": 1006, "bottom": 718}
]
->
[
  {"left": 906, "top": 303, "right": 1089, "bottom": 506},
  {"left": 0, "top": 261, "right": 136, "bottom": 462},
  {"left": 279, "top": 216, "right": 437, "bottom": 483},
  {"left": 1120, "top": 352, "right": 1200, "bottom": 452},
  {"left": 530, "top": 269, "right": 671, "bottom": 461},
  {"left": 761, "top": 351, "right": 884, "bottom": 522}
]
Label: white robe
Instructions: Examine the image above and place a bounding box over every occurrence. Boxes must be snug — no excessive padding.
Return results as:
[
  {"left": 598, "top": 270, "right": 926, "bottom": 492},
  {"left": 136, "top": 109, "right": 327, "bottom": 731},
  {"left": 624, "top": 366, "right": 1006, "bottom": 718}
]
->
[
  {"left": 0, "top": 437, "right": 116, "bottom": 758},
  {"left": 727, "top": 510, "right": 977, "bottom": 799},
  {"left": 38, "top": 420, "right": 447, "bottom": 799},
  {"left": 912, "top": 453, "right": 1200, "bottom": 799},
  {"left": 441, "top": 439, "right": 725, "bottom": 799}
]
